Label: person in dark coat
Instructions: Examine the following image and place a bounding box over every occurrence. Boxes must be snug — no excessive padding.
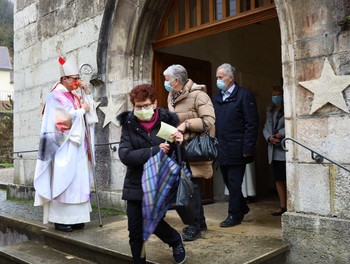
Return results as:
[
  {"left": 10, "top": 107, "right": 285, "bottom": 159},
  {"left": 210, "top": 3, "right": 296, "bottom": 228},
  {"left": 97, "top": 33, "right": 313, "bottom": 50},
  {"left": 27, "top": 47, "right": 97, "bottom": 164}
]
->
[
  {"left": 213, "top": 63, "right": 259, "bottom": 228},
  {"left": 117, "top": 84, "right": 186, "bottom": 264}
]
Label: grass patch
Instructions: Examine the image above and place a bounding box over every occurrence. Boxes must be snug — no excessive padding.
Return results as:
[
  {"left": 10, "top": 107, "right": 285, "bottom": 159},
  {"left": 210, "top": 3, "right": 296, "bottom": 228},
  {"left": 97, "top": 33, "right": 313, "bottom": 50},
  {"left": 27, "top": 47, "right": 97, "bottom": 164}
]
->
[
  {"left": 7, "top": 197, "right": 125, "bottom": 215},
  {"left": 7, "top": 197, "right": 34, "bottom": 203},
  {"left": 0, "top": 163, "right": 13, "bottom": 168},
  {"left": 91, "top": 205, "right": 125, "bottom": 215},
  {"left": 7, "top": 197, "right": 126, "bottom": 217}
]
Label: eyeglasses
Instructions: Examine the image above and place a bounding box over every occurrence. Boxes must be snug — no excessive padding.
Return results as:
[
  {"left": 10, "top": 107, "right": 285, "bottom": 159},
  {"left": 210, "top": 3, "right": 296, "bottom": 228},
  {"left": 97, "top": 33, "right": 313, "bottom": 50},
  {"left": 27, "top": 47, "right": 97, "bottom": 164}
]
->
[
  {"left": 134, "top": 103, "right": 153, "bottom": 110},
  {"left": 68, "top": 76, "right": 81, "bottom": 81}
]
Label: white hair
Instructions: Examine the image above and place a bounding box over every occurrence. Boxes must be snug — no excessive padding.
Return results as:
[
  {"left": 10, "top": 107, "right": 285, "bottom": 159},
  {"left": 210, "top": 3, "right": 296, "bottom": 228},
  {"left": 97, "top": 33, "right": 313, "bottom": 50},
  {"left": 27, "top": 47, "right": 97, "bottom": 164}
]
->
[
  {"left": 217, "top": 63, "right": 236, "bottom": 79},
  {"left": 163, "top": 64, "right": 188, "bottom": 84}
]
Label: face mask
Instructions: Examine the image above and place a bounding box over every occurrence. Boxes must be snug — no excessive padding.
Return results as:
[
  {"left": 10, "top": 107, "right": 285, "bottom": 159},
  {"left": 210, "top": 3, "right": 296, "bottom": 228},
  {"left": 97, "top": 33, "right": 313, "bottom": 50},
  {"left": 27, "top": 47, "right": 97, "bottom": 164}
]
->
[
  {"left": 71, "top": 80, "right": 81, "bottom": 90},
  {"left": 134, "top": 107, "right": 154, "bottom": 121},
  {"left": 272, "top": 96, "right": 283, "bottom": 105},
  {"left": 216, "top": 79, "right": 227, "bottom": 91},
  {"left": 164, "top": 81, "right": 173, "bottom": 92}
]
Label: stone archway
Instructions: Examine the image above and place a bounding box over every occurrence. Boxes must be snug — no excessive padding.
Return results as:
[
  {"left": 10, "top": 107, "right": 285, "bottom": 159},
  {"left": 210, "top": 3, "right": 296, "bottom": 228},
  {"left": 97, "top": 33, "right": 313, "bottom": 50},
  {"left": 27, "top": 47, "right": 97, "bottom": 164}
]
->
[
  {"left": 96, "top": 0, "right": 292, "bottom": 201},
  {"left": 99, "top": 0, "right": 169, "bottom": 85}
]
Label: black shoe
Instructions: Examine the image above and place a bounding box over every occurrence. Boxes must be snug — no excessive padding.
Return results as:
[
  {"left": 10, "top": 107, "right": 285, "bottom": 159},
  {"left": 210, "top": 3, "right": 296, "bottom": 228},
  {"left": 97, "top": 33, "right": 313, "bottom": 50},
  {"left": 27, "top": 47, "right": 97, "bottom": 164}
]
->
[
  {"left": 243, "top": 206, "right": 250, "bottom": 215},
  {"left": 220, "top": 216, "right": 241, "bottom": 227},
  {"left": 172, "top": 236, "right": 186, "bottom": 264},
  {"left": 72, "top": 223, "right": 85, "bottom": 230},
  {"left": 200, "top": 222, "right": 208, "bottom": 231},
  {"left": 182, "top": 222, "right": 208, "bottom": 233},
  {"left": 54, "top": 223, "right": 73, "bottom": 232},
  {"left": 271, "top": 207, "right": 287, "bottom": 216},
  {"left": 240, "top": 207, "right": 250, "bottom": 221},
  {"left": 182, "top": 225, "right": 201, "bottom": 241}
]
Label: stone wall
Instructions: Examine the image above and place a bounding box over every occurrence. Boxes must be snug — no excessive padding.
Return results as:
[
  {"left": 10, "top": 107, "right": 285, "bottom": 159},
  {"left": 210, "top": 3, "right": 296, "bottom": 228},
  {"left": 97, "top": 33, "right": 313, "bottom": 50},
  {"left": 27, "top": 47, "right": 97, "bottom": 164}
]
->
[
  {"left": 12, "top": 0, "right": 156, "bottom": 210},
  {"left": 282, "top": 213, "right": 350, "bottom": 264},
  {"left": 13, "top": 0, "right": 107, "bottom": 185},
  {"left": 276, "top": 0, "right": 350, "bottom": 262}
]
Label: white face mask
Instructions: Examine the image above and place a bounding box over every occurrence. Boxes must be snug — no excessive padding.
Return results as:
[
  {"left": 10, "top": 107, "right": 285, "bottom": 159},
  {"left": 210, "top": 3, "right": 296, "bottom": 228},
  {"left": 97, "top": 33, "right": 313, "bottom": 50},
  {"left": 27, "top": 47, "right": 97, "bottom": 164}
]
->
[{"left": 134, "top": 107, "right": 154, "bottom": 121}]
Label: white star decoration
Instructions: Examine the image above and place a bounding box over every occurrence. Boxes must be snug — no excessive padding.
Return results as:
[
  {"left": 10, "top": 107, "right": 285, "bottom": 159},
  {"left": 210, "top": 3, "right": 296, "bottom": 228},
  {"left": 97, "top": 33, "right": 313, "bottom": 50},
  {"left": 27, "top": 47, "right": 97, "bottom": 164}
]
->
[
  {"left": 99, "top": 96, "right": 125, "bottom": 128},
  {"left": 93, "top": 100, "right": 101, "bottom": 113},
  {"left": 299, "top": 59, "right": 350, "bottom": 114}
]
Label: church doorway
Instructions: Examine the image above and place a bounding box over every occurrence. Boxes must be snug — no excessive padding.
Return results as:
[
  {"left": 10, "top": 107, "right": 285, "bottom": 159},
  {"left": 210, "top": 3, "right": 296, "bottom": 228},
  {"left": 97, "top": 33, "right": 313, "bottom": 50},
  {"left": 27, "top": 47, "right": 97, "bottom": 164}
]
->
[{"left": 152, "top": 0, "right": 282, "bottom": 202}]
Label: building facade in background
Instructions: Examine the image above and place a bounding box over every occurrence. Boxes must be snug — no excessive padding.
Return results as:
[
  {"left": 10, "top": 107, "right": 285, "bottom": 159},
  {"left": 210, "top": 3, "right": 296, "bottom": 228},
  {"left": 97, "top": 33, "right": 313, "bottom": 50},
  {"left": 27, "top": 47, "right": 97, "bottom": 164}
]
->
[
  {"left": 0, "top": 46, "right": 13, "bottom": 111},
  {"left": 13, "top": 0, "right": 350, "bottom": 262}
]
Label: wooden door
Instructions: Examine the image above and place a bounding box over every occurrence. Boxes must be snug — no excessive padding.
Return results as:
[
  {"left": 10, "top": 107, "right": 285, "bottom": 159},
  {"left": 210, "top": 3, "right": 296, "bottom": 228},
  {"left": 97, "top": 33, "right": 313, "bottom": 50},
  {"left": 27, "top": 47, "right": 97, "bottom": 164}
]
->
[{"left": 153, "top": 52, "right": 214, "bottom": 203}]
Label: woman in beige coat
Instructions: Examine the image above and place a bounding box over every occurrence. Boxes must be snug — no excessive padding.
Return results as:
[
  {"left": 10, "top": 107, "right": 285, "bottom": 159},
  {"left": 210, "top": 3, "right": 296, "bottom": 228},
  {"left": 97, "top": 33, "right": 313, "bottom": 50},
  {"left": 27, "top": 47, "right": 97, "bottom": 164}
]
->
[{"left": 163, "top": 64, "right": 215, "bottom": 241}]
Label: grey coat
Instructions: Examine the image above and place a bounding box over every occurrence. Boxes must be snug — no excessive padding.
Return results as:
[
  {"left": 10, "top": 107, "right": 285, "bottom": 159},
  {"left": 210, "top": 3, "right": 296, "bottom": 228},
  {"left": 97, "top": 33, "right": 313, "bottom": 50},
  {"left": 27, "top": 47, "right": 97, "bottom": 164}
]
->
[{"left": 262, "top": 105, "right": 286, "bottom": 164}]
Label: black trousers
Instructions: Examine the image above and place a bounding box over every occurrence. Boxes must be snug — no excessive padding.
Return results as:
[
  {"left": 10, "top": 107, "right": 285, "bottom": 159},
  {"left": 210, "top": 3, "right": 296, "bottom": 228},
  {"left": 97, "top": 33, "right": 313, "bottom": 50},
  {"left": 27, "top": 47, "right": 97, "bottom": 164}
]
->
[
  {"left": 127, "top": 200, "right": 181, "bottom": 264},
  {"left": 191, "top": 177, "right": 206, "bottom": 228},
  {"left": 220, "top": 164, "right": 249, "bottom": 221}
]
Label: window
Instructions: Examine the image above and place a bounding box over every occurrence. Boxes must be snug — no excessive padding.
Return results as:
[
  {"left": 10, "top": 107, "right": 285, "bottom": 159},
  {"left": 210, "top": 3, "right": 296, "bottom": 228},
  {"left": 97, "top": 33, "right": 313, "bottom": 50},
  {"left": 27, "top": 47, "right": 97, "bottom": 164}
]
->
[
  {"left": 154, "top": 0, "right": 276, "bottom": 49},
  {"left": 158, "top": 0, "right": 274, "bottom": 39}
]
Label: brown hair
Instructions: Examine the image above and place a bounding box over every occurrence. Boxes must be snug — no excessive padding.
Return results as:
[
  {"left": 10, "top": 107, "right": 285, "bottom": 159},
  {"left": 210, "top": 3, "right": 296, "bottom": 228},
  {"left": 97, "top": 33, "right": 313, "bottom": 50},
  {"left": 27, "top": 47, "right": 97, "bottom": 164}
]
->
[
  {"left": 130, "top": 83, "right": 157, "bottom": 105},
  {"left": 272, "top": 85, "right": 283, "bottom": 94}
]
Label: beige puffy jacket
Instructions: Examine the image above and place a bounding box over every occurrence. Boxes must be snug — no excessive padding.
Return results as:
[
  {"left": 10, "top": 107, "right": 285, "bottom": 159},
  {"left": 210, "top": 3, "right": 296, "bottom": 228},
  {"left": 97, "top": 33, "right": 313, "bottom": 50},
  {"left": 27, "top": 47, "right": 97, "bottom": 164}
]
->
[{"left": 167, "top": 79, "right": 216, "bottom": 179}]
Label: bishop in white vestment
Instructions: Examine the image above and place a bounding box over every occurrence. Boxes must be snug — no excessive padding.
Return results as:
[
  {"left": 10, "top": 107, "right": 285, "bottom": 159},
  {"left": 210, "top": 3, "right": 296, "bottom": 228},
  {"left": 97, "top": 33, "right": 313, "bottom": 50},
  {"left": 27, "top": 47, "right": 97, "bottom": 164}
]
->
[{"left": 34, "top": 56, "right": 97, "bottom": 232}]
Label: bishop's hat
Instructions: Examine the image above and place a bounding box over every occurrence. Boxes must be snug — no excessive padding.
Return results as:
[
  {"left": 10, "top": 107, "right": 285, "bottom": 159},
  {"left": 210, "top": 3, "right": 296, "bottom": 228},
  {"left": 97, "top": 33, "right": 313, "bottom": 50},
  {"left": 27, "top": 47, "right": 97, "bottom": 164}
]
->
[{"left": 58, "top": 56, "right": 79, "bottom": 77}]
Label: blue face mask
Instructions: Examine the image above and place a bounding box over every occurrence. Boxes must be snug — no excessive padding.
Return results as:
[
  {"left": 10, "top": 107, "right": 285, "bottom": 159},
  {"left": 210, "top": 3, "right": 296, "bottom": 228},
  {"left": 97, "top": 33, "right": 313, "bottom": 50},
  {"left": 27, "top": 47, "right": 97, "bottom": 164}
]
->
[
  {"left": 164, "top": 81, "right": 173, "bottom": 92},
  {"left": 216, "top": 80, "right": 227, "bottom": 91},
  {"left": 272, "top": 96, "right": 283, "bottom": 105}
]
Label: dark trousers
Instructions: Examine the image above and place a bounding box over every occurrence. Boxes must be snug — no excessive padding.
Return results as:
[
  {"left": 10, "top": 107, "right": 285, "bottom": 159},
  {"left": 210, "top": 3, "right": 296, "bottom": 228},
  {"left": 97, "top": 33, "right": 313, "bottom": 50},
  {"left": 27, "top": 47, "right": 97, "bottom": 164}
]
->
[
  {"left": 127, "top": 200, "right": 181, "bottom": 264},
  {"left": 220, "top": 164, "right": 249, "bottom": 221},
  {"left": 191, "top": 177, "right": 205, "bottom": 228}
]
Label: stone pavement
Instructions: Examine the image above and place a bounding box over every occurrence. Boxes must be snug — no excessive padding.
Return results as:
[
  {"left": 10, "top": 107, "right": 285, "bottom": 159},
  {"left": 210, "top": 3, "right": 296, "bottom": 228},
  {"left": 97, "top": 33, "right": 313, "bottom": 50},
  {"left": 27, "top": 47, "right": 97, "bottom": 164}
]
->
[
  {"left": 0, "top": 196, "right": 288, "bottom": 263},
  {"left": 0, "top": 168, "right": 288, "bottom": 263}
]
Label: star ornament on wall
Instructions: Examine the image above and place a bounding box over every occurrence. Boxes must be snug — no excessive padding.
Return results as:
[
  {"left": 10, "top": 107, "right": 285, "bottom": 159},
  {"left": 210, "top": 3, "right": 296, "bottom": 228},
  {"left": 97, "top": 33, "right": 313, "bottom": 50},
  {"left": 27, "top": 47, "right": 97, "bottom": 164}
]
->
[
  {"left": 93, "top": 100, "right": 101, "bottom": 112},
  {"left": 99, "top": 96, "right": 125, "bottom": 128},
  {"left": 299, "top": 59, "right": 350, "bottom": 114}
]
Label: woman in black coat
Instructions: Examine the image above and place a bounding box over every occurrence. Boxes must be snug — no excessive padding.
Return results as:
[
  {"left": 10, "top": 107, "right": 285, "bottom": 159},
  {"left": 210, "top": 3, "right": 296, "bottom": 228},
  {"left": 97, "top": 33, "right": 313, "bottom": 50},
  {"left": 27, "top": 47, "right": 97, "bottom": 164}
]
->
[{"left": 117, "top": 84, "right": 186, "bottom": 264}]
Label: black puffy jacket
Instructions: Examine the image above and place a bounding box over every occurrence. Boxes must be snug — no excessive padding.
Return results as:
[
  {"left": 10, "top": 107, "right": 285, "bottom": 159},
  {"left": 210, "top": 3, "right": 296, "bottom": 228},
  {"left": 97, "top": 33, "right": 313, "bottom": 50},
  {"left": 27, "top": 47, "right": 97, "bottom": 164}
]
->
[{"left": 117, "top": 108, "right": 180, "bottom": 201}]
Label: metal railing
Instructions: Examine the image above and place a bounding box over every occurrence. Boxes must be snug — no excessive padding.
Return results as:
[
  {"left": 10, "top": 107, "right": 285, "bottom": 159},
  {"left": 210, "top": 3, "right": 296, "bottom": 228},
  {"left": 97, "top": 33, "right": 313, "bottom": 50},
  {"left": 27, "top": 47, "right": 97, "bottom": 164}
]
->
[
  {"left": 0, "top": 90, "right": 14, "bottom": 101},
  {"left": 13, "top": 141, "right": 120, "bottom": 158},
  {"left": 282, "top": 137, "right": 350, "bottom": 173}
]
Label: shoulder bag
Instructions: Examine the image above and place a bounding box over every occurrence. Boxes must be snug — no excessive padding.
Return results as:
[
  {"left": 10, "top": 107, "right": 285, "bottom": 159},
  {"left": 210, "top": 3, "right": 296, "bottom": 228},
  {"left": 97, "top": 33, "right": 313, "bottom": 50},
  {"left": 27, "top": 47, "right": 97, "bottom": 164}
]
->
[{"left": 185, "top": 118, "right": 218, "bottom": 162}]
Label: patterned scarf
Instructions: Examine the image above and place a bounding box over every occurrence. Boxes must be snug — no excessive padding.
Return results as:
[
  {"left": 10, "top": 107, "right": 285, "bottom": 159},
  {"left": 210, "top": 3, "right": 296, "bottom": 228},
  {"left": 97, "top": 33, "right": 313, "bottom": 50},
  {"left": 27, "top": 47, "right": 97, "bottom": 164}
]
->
[{"left": 171, "top": 90, "right": 183, "bottom": 107}]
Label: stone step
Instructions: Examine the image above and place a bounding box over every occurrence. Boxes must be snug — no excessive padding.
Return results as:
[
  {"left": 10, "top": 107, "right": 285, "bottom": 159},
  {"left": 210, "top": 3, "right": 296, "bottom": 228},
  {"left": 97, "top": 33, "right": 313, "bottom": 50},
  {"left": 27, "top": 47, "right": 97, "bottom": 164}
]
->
[
  {"left": 0, "top": 214, "right": 289, "bottom": 264},
  {"left": 41, "top": 225, "right": 134, "bottom": 264},
  {"left": 0, "top": 239, "right": 95, "bottom": 264},
  {"left": 0, "top": 201, "right": 290, "bottom": 263}
]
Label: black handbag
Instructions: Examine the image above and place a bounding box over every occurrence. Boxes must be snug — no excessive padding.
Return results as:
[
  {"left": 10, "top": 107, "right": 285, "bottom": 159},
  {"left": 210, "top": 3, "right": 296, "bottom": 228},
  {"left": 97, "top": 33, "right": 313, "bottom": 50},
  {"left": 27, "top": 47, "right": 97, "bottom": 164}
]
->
[
  {"left": 174, "top": 144, "right": 195, "bottom": 225},
  {"left": 174, "top": 166, "right": 195, "bottom": 225},
  {"left": 186, "top": 119, "right": 218, "bottom": 162}
]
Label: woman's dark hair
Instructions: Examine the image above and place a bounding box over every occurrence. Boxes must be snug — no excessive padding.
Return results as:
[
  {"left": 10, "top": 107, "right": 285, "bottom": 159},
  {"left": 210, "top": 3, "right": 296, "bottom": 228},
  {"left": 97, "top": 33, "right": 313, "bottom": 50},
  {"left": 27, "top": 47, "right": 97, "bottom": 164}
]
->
[
  {"left": 130, "top": 83, "right": 156, "bottom": 105},
  {"left": 272, "top": 85, "right": 283, "bottom": 94}
]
